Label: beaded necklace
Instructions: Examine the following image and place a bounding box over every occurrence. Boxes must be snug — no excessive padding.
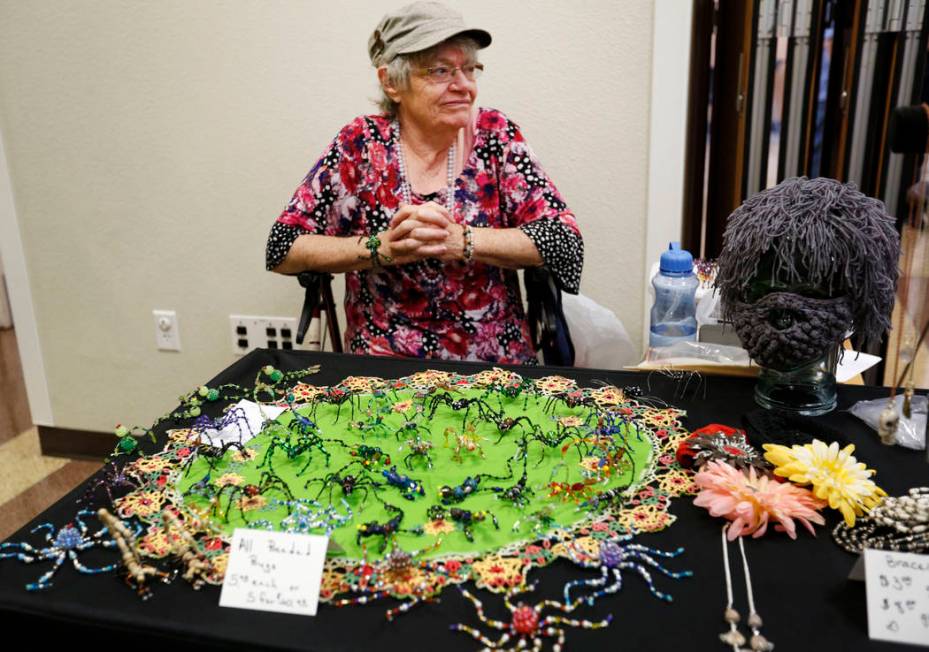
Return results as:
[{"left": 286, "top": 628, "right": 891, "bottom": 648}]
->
[{"left": 392, "top": 119, "right": 456, "bottom": 214}]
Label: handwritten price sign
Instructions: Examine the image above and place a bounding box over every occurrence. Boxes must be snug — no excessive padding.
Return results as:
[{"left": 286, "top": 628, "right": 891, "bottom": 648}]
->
[
  {"left": 219, "top": 529, "right": 329, "bottom": 616},
  {"left": 864, "top": 549, "right": 929, "bottom": 647}
]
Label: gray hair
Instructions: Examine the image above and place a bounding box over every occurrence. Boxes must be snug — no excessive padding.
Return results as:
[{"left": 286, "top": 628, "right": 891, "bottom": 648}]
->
[
  {"left": 376, "top": 35, "right": 480, "bottom": 117},
  {"left": 715, "top": 176, "right": 900, "bottom": 347}
]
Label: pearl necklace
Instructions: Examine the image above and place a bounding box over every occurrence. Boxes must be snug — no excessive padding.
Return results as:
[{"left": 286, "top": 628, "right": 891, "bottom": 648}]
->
[{"left": 392, "top": 119, "right": 456, "bottom": 214}]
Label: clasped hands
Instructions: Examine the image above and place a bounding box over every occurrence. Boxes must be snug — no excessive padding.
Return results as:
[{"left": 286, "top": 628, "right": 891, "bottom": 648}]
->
[{"left": 377, "top": 202, "right": 467, "bottom": 265}]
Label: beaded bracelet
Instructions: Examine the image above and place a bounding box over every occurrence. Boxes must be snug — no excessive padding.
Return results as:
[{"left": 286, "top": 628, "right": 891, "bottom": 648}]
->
[
  {"left": 462, "top": 224, "right": 475, "bottom": 262},
  {"left": 359, "top": 233, "right": 391, "bottom": 269}
]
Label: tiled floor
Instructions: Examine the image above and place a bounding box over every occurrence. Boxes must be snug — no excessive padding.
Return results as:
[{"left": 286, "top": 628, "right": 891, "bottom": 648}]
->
[{"left": 0, "top": 328, "right": 100, "bottom": 540}]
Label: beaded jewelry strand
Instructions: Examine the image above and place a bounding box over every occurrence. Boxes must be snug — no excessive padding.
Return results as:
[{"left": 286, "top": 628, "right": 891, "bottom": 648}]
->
[
  {"left": 110, "top": 364, "right": 320, "bottom": 457},
  {"left": 833, "top": 486, "right": 929, "bottom": 554},
  {"left": 719, "top": 524, "right": 774, "bottom": 651}
]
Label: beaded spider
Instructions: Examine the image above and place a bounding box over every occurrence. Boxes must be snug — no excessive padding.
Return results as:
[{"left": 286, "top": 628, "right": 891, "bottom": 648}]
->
[
  {"left": 258, "top": 425, "right": 333, "bottom": 476},
  {"left": 211, "top": 471, "right": 296, "bottom": 522},
  {"left": 332, "top": 539, "right": 442, "bottom": 620},
  {"left": 0, "top": 509, "right": 119, "bottom": 590},
  {"left": 78, "top": 460, "right": 143, "bottom": 506},
  {"left": 304, "top": 460, "right": 381, "bottom": 505},
  {"left": 444, "top": 424, "right": 486, "bottom": 463},
  {"left": 451, "top": 583, "right": 612, "bottom": 650},
  {"left": 561, "top": 532, "right": 692, "bottom": 608},
  {"left": 400, "top": 433, "right": 434, "bottom": 470}
]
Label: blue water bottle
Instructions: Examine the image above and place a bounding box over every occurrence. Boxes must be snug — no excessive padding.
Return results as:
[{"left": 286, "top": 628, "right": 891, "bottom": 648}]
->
[{"left": 649, "top": 242, "right": 698, "bottom": 348}]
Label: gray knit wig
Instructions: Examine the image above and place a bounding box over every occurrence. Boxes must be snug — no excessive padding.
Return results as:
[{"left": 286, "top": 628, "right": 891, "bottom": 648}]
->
[{"left": 716, "top": 177, "right": 900, "bottom": 347}]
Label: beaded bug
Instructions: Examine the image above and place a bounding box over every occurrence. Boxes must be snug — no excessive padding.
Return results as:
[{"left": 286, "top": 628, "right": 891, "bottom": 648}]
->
[
  {"left": 78, "top": 460, "right": 143, "bottom": 507},
  {"left": 332, "top": 538, "right": 442, "bottom": 620},
  {"left": 561, "top": 532, "right": 692, "bottom": 608},
  {"left": 400, "top": 433, "right": 434, "bottom": 470},
  {"left": 356, "top": 502, "right": 407, "bottom": 552},
  {"left": 349, "top": 443, "right": 392, "bottom": 469},
  {"left": 0, "top": 509, "right": 120, "bottom": 591},
  {"left": 211, "top": 471, "right": 296, "bottom": 523},
  {"left": 450, "top": 583, "right": 612, "bottom": 650},
  {"left": 381, "top": 465, "right": 426, "bottom": 500},
  {"left": 447, "top": 507, "right": 500, "bottom": 542},
  {"left": 258, "top": 425, "right": 334, "bottom": 476},
  {"left": 304, "top": 460, "right": 380, "bottom": 505},
  {"left": 439, "top": 476, "right": 483, "bottom": 505},
  {"left": 443, "top": 424, "right": 487, "bottom": 463}
]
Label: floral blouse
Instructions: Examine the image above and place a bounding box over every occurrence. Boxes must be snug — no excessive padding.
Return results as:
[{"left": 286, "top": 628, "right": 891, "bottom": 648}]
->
[{"left": 266, "top": 108, "right": 583, "bottom": 364}]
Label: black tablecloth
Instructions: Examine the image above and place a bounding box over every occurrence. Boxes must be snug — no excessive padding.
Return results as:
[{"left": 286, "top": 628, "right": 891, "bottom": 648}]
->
[{"left": 1, "top": 350, "right": 926, "bottom": 650}]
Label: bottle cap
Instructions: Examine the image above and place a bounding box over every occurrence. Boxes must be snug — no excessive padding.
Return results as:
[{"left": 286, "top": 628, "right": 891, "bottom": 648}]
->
[{"left": 659, "top": 242, "right": 693, "bottom": 274}]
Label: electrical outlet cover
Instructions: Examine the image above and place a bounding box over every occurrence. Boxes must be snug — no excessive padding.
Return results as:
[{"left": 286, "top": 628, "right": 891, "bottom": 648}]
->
[{"left": 230, "top": 315, "right": 299, "bottom": 355}]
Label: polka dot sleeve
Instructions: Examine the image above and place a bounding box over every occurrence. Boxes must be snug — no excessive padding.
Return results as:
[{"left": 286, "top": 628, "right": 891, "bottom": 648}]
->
[
  {"left": 519, "top": 218, "right": 584, "bottom": 294},
  {"left": 265, "top": 222, "right": 307, "bottom": 271}
]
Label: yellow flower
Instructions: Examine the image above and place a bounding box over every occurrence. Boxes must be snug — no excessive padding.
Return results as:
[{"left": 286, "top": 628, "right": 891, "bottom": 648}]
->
[
  {"left": 763, "top": 439, "right": 887, "bottom": 527},
  {"left": 535, "top": 376, "right": 575, "bottom": 394},
  {"left": 238, "top": 495, "right": 267, "bottom": 512},
  {"left": 216, "top": 473, "right": 244, "bottom": 487},
  {"left": 231, "top": 448, "right": 257, "bottom": 463},
  {"left": 392, "top": 399, "right": 414, "bottom": 414},
  {"left": 423, "top": 519, "right": 456, "bottom": 536},
  {"left": 591, "top": 386, "right": 625, "bottom": 407},
  {"left": 114, "top": 491, "right": 164, "bottom": 519}
]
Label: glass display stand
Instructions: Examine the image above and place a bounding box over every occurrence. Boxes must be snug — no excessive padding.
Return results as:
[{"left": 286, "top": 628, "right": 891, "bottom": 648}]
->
[{"left": 754, "top": 344, "right": 839, "bottom": 416}]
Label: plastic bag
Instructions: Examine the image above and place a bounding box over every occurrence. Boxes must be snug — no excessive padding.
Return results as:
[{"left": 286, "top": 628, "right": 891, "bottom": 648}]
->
[
  {"left": 561, "top": 293, "right": 637, "bottom": 369},
  {"left": 645, "top": 340, "right": 751, "bottom": 365},
  {"left": 849, "top": 394, "right": 927, "bottom": 450}
]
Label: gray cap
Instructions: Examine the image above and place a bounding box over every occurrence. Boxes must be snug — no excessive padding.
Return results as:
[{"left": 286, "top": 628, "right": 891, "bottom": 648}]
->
[{"left": 368, "top": 1, "right": 492, "bottom": 66}]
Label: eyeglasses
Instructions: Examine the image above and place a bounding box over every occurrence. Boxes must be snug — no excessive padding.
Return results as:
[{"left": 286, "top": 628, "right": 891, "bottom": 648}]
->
[{"left": 418, "top": 63, "right": 484, "bottom": 84}]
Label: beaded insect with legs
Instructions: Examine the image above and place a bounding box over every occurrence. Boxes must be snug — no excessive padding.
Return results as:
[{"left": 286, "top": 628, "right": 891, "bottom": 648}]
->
[
  {"left": 490, "top": 455, "right": 534, "bottom": 508},
  {"left": 211, "top": 470, "right": 296, "bottom": 522},
  {"left": 96, "top": 508, "right": 173, "bottom": 599},
  {"left": 561, "top": 532, "right": 692, "bottom": 608},
  {"left": 78, "top": 461, "right": 143, "bottom": 506},
  {"left": 356, "top": 501, "right": 413, "bottom": 552},
  {"left": 400, "top": 432, "right": 434, "bottom": 469},
  {"left": 258, "top": 420, "right": 337, "bottom": 476},
  {"left": 350, "top": 443, "right": 392, "bottom": 469},
  {"left": 428, "top": 506, "right": 500, "bottom": 542},
  {"left": 332, "top": 538, "right": 443, "bottom": 620},
  {"left": 439, "top": 476, "right": 484, "bottom": 505},
  {"left": 183, "top": 439, "right": 250, "bottom": 475},
  {"left": 427, "top": 391, "right": 494, "bottom": 427},
  {"left": 444, "top": 424, "right": 487, "bottom": 462},
  {"left": 303, "top": 460, "right": 381, "bottom": 505},
  {"left": 0, "top": 509, "right": 120, "bottom": 591},
  {"left": 450, "top": 583, "right": 612, "bottom": 650},
  {"left": 381, "top": 465, "right": 426, "bottom": 500}
]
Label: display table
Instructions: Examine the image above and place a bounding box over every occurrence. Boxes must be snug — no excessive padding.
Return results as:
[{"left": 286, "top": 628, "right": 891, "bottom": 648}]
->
[{"left": 1, "top": 350, "right": 925, "bottom": 650}]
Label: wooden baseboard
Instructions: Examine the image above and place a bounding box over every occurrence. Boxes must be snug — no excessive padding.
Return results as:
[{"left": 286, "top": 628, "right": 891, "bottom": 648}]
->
[{"left": 38, "top": 425, "right": 112, "bottom": 460}]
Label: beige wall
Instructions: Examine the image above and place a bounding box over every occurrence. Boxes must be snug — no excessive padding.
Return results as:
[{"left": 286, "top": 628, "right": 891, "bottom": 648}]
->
[{"left": 0, "top": 0, "right": 656, "bottom": 431}]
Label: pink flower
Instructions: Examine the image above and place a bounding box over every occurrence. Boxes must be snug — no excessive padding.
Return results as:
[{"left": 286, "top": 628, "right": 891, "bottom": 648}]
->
[{"left": 693, "top": 460, "right": 826, "bottom": 540}]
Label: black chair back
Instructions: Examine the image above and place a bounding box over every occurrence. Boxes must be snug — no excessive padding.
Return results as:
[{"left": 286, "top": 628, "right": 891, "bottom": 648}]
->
[{"left": 295, "top": 267, "right": 574, "bottom": 365}]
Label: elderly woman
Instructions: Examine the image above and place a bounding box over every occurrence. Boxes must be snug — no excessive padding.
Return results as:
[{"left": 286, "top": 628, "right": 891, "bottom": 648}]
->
[{"left": 266, "top": 1, "right": 583, "bottom": 364}]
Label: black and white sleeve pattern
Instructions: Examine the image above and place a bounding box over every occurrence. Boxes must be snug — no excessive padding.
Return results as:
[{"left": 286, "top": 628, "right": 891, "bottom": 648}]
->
[
  {"left": 519, "top": 218, "right": 584, "bottom": 294},
  {"left": 265, "top": 222, "right": 308, "bottom": 271}
]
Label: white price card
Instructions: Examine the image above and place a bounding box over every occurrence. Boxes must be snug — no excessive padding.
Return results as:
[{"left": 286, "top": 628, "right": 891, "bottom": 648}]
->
[
  {"left": 864, "top": 549, "right": 929, "bottom": 647},
  {"left": 219, "top": 529, "right": 328, "bottom": 616}
]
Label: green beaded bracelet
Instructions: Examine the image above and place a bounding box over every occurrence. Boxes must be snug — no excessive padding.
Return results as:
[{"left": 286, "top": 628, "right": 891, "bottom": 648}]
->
[{"left": 359, "top": 233, "right": 392, "bottom": 269}]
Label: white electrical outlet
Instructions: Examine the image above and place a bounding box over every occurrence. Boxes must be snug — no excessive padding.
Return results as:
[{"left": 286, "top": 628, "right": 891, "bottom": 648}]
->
[
  {"left": 230, "top": 315, "right": 299, "bottom": 355},
  {"left": 153, "top": 309, "right": 181, "bottom": 351}
]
